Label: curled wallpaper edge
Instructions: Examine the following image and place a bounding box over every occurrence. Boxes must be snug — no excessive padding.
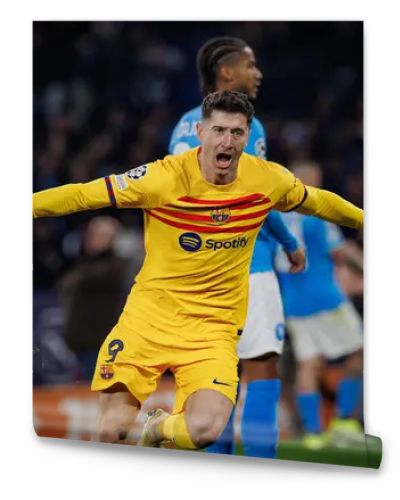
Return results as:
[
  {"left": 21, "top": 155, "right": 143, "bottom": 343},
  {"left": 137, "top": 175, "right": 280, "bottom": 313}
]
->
[
  {"left": 275, "top": 433, "right": 382, "bottom": 469},
  {"left": 33, "top": 384, "right": 382, "bottom": 468},
  {"left": 365, "top": 435, "right": 382, "bottom": 469}
]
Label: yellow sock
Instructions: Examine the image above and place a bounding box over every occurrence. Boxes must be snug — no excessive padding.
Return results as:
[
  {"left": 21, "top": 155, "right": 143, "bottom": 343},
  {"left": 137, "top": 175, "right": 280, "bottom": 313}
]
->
[{"left": 160, "top": 414, "right": 197, "bottom": 449}]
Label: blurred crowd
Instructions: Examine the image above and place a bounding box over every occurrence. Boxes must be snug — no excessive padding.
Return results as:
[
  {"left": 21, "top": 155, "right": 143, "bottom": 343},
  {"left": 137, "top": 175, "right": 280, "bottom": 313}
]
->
[{"left": 33, "top": 21, "right": 363, "bottom": 385}]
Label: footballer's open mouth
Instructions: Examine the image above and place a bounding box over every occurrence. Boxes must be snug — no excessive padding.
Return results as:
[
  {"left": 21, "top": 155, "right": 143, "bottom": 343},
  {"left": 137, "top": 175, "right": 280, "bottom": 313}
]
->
[{"left": 215, "top": 152, "right": 233, "bottom": 169}]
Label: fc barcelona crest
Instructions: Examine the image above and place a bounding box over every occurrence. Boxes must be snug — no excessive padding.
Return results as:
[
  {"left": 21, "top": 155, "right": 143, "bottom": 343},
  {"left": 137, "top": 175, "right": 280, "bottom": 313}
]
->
[
  {"left": 100, "top": 364, "right": 114, "bottom": 380},
  {"left": 210, "top": 207, "right": 231, "bottom": 225}
]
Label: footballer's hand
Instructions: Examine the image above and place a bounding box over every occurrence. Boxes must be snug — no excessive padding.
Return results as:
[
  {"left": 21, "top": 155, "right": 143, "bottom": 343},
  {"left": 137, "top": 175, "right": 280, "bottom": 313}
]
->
[{"left": 285, "top": 247, "right": 306, "bottom": 274}]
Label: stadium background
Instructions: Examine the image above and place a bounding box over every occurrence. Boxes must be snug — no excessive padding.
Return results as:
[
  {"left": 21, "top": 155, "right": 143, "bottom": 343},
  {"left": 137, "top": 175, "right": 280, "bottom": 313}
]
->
[{"left": 33, "top": 21, "right": 366, "bottom": 465}]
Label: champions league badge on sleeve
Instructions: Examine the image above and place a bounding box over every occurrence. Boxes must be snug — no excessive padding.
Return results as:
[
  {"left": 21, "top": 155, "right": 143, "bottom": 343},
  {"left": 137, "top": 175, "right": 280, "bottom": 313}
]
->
[
  {"left": 254, "top": 138, "right": 266, "bottom": 159},
  {"left": 126, "top": 165, "right": 148, "bottom": 180},
  {"left": 115, "top": 174, "right": 128, "bottom": 191}
]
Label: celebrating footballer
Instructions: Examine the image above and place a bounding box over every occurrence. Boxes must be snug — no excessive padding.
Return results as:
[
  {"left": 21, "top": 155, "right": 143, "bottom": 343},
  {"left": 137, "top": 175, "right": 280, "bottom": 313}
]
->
[{"left": 33, "top": 90, "right": 363, "bottom": 450}]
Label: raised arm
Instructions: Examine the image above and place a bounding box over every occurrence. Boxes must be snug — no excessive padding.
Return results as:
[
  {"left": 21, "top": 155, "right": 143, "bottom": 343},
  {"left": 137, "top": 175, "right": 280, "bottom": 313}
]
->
[
  {"left": 272, "top": 168, "right": 363, "bottom": 231},
  {"left": 33, "top": 159, "right": 180, "bottom": 219},
  {"left": 33, "top": 178, "right": 111, "bottom": 218},
  {"left": 297, "top": 186, "right": 363, "bottom": 230}
]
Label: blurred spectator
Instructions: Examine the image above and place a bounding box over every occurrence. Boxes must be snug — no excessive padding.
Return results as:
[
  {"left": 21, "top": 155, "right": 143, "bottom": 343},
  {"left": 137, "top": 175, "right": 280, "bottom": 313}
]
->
[{"left": 59, "top": 216, "right": 127, "bottom": 381}]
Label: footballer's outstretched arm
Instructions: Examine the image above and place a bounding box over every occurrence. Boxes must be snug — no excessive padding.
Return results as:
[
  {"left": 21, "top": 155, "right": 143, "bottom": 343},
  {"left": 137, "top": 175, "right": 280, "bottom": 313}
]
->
[
  {"left": 274, "top": 177, "right": 363, "bottom": 230},
  {"left": 33, "top": 179, "right": 111, "bottom": 218},
  {"left": 33, "top": 159, "right": 181, "bottom": 218},
  {"left": 265, "top": 162, "right": 363, "bottom": 231},
  {"left": 296, "top": 186, "right": 363, "bottom": 230}
]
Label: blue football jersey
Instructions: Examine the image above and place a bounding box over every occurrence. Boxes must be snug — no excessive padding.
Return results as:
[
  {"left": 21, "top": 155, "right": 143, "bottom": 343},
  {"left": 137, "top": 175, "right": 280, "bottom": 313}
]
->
[
  {"left": 272, "top": 212, "right": 347, "bottom": 317},
  {"left": 169, "top": 105, "right": 298, "bottom": 273}
]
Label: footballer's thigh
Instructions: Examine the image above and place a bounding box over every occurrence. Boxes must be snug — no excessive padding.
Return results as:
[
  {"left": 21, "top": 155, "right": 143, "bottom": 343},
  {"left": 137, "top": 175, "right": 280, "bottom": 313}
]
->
[
  {"left": 92, "top": 315, "right": 167, "bottom": 400},
  {"left": 92, "top": 319, "right": 167, "bottom": 443},
  {"left": 172, "top": 337, "right": 239, "bottom": 447},
  {"left": 172, "top": 339, "right": 239, "bottom": 413}
]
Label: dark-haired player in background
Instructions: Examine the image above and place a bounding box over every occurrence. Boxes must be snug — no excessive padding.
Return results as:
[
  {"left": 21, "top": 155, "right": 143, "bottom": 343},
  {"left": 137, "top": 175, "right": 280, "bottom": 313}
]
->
[{"left": 169, "top": 37, "right": 304, "bottom": 458}]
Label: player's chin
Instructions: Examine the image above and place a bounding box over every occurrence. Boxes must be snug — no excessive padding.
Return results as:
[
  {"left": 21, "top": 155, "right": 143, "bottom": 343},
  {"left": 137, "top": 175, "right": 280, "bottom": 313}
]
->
[{"left": 250, "top": 86, "right": 260, "bottom": 99}]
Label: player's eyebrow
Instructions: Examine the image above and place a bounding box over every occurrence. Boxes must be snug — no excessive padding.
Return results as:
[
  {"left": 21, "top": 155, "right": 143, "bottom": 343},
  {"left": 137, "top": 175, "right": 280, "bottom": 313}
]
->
[{"left": 211, "top": 125, "right": 245, "bottom": 134}]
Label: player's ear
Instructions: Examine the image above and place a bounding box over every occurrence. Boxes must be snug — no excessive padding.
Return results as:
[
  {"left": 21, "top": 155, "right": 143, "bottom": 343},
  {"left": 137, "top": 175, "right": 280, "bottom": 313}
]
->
[
  {"left": 219, "top": 65, "right": 234, "bottom": 84},
  {"left": 196, "top": 121, "right": 204, "bottom": 142},
  {"left": 242, "top": 126, "right": 250, "bottom": 148}
]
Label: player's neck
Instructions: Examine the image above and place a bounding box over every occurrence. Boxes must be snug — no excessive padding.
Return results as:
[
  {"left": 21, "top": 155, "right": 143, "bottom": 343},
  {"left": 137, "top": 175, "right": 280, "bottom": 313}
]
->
[{"left": 202, "top": 169, "right": 237, "bottom": 185}]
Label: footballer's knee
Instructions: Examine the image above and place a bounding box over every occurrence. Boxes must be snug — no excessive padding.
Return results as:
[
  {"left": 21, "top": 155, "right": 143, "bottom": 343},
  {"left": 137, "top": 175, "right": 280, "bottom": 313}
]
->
[
  {"left": 95, "top": 386, "right": 140, "bottom": 443},
  {"left": 184, "top": 389, "right": 233, "bottom": 448},
  {"left": 95, "top": 424, "right": 120, "bottom": 443},
  {"left": 297, "top": 356, "right": 324, "bottom": 392},
  {"left": 95, "top": 415, "right": 132, "bottom": 443},
  {"left": 96, "top": 431, "right": 118, "bottom": 443},
  {"left": 187, "top": 414, "right": 226, "bottom": 449}
]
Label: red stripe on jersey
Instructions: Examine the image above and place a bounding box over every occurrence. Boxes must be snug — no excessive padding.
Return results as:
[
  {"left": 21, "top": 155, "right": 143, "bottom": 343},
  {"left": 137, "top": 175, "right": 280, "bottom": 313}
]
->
[
  {"left": 167, "top": 197, "right": 271, "bottom": 212},
  {"left": 178, "top": 193, "right": 269, "bottom": 206},
  {"left": 153, "top": 206, "right": 271, "bottom": 222},
  {"left": 146, "top": 209, "right": 264, "bottom": 233},
  {"left": 228, "top": 199, "right": 271, "bottom": 210}
]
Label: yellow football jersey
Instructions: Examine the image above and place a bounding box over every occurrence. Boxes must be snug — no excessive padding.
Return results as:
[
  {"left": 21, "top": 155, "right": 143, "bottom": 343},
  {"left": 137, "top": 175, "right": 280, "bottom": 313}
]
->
[
  {"left": 34, "top": 147, "right": 362, "bottom": 400},
  {"left": 101, "top": 147, "right": 306, "bottom": 330}
]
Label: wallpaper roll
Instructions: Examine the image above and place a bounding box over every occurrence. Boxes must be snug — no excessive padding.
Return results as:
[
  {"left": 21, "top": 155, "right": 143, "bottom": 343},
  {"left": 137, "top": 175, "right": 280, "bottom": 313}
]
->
[{"left": 32, "top": 20, "right": 381, "bottom": 470}]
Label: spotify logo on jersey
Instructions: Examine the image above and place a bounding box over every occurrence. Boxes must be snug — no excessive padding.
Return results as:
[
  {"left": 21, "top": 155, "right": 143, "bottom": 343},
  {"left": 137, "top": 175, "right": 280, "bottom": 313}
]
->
[{"left": 179, "top": 232, "right": 202, "bottom": 252}]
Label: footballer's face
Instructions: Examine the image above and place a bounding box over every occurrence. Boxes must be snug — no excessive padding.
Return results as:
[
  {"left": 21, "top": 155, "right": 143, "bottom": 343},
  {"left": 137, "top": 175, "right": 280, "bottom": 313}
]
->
[
  {"left": 225, "top": 47, "right": 263, "bottom": 99},
  {"left": 196, "top": 110, "right": 249, "bottom": 185}
]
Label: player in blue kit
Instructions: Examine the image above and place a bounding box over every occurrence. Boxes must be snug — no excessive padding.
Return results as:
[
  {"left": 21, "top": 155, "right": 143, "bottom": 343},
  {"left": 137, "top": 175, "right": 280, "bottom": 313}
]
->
[
  {"left": 169, "top": 37, "right": 305, "bottom": 458},
  {"left": 272, "top": 162, "right": 364, "bottom": 449}
]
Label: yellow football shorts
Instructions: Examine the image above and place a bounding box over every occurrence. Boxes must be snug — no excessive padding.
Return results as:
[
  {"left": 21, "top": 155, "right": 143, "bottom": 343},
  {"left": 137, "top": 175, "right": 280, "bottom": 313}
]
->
[{"left": 91, "top": 287, "right": 239, "bottom": 413}]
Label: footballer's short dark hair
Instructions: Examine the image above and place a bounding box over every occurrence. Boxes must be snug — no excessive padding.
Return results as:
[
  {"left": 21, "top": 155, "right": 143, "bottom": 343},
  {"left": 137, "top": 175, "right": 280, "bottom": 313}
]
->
[
  {"left": 201, "top": 90, "right": 254, "bottom": 126},
  {"left": 196, "top": 37, "right": 248, "bottom": 96}
]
